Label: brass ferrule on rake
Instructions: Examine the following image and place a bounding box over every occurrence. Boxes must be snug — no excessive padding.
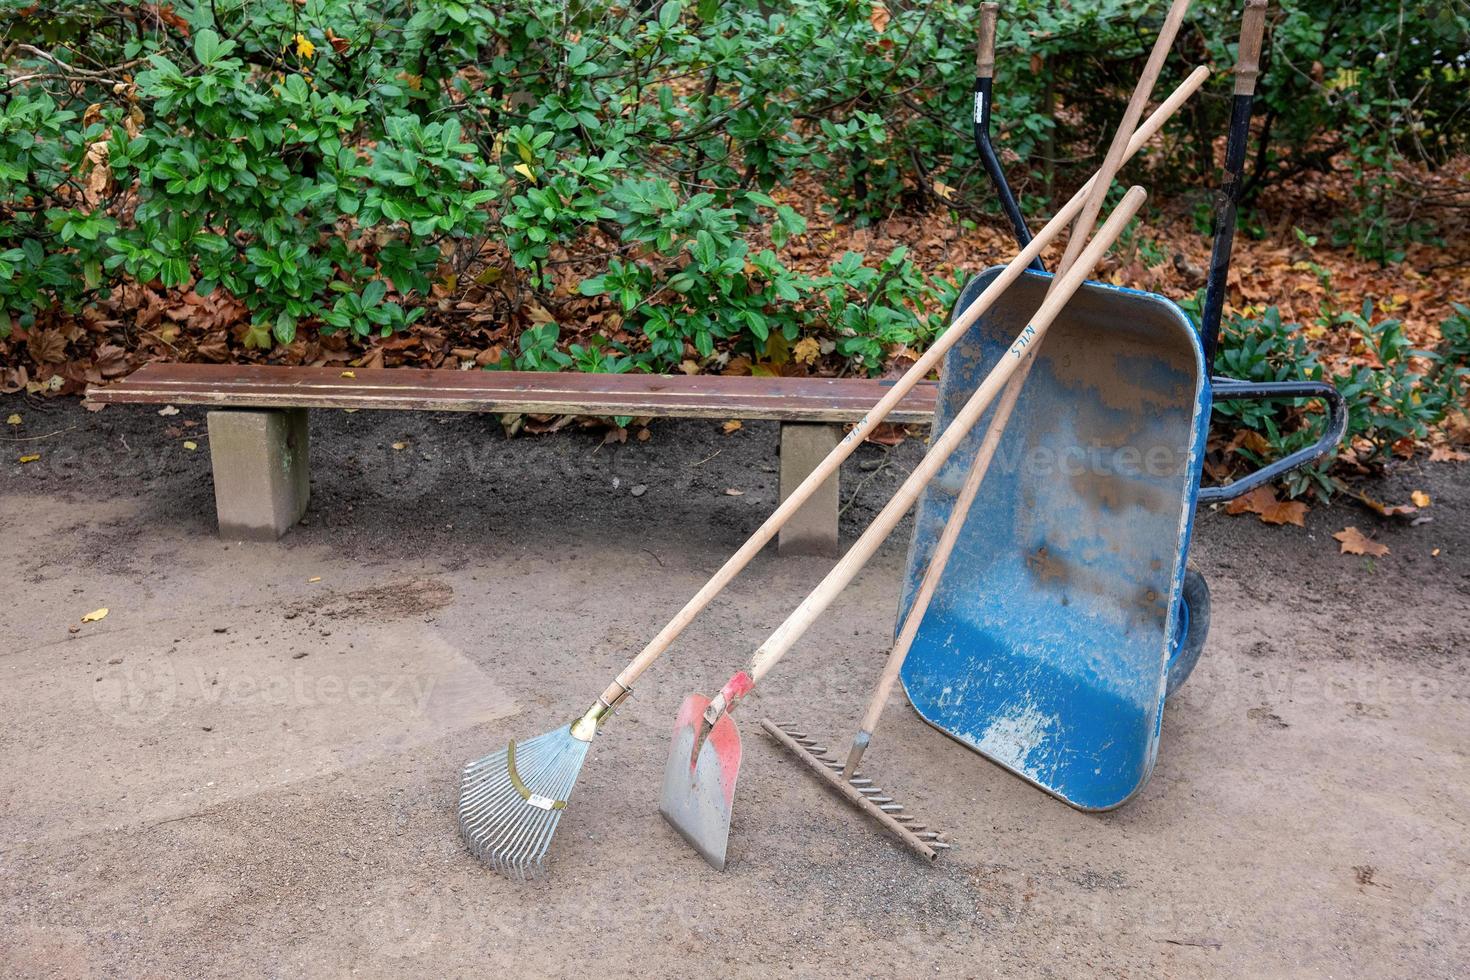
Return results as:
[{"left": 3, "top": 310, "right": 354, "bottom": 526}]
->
[{"left": 570, "top": 684, "right": 632, "bottom": 742}]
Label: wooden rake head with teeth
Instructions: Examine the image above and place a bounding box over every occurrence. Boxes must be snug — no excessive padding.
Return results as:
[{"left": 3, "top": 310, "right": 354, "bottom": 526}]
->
[{"left": 762, "top": 720, "right": 948, "bottom": 861}]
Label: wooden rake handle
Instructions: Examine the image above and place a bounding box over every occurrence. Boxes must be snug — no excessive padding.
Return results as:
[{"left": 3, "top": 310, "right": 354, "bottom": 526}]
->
[
  {"left": 596, "top": 68, "right": 1209, "bottom": 708},
  {"left": 1056, "top": 0, "right": 1192, "bottom": 274},
  {"left": 737, "top": 187, "right": 1148, "bottom": 693}
]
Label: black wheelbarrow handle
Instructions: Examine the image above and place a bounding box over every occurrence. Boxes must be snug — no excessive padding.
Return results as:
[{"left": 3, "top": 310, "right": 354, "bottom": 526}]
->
[
  {"left": 1196, "top": 377, "right": 1348, "bottom": 504},
  {"left": 972, "top": 3, "right": 1045, "bottom": 273}
]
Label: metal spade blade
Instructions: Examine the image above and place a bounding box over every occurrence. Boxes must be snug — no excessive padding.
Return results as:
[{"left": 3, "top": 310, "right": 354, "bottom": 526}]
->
[{"left": 659, "top": 693, "right": 743, "bottom": 870}]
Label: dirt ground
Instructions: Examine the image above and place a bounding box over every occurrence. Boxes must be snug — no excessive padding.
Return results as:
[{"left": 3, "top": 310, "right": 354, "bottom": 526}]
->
[{"left": 1, "top": 395, "right": 1467, "bottom": 979}]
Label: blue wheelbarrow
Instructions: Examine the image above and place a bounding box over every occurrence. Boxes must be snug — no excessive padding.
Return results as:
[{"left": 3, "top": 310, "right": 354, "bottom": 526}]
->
[
  {"left": 897, "top": 270, "right": 1344, "bottom": 811},
  {"left": 895, "top": 28, "right": 1347, "bottom": 811}
]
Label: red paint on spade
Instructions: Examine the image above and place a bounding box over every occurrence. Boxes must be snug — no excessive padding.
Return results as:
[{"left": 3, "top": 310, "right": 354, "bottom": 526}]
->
[
  {"left": 674, "top": 693, "right": 710, "bottom": 730},
  {"left": 706, "top": 714, "right": 742, "bottom": 805},
  {"left": 718, "top": 670, "right": 753, "bottom": 705}
]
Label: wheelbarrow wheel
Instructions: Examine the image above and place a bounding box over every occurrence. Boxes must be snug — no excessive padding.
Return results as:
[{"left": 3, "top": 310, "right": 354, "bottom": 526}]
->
[{"left": 1166, "top": 568, "right": 1210, "bottom": 698}]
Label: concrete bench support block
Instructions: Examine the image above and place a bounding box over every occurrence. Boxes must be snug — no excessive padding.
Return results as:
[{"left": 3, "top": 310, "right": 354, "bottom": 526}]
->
[
  {"left": 778, "top": 422, "right": 841, "bottom": 558},
  {"left": 206, "top": 409, "right": 310, "bottom": 541}
]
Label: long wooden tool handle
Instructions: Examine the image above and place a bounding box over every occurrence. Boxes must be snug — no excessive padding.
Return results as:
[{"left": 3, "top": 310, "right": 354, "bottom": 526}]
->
[
  {"left": 843, "top": 380, "right": 1006, "bottom": 773},
  {"left": 1056, "top": 0, "right": 1192, "bottom": 275},
  {"left": 842, "top": 0, "right": 1196, "bottom": 773},
  {"left": 597, "top": 69, "right": 1208, "bottom": 706},
  {"left": 740, "top": 187, "right": 1147, "bottom": 690}
]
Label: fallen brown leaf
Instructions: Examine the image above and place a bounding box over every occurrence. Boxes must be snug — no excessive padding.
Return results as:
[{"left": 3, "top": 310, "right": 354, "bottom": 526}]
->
[
  {"left": 1223, "top": 484, "right": 1307, "bottom": 526},
  {"left": 1227, "top": 428, "right": 1272, "bottom": 456},
  {"left": 82, "top": 137, "right": 111, "bottom": 205},
  {"left": 868, "top": 0, "right": 890, "bottom": 33},
  {"left": 355, "top": 348, "right": 385, "bottom": 370},
  {"left": 1224, "top": 485, "right": 1275, "bottom": 517},
  {"left": 1334, "top": 526, "right": 1389, "bottom": 557},
  {"left": 1261, "top": 499, "right": 1308, "bottom": 527},
  {"left": 27, "top": 329, "right": 67, "bottom": 364},
  {"left": 863, "top": 422, "right": 908, "bottom": 447},
  {"left": 1342, "top": 487, "right": 1418, "bottom": 518},
  {"left": 94, "top": 343, "right": 129, "bottom": 377}
]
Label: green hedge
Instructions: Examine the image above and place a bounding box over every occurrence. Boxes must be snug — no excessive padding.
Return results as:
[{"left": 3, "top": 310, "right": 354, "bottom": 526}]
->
[{"left": 2, "top": 0, "right": 1465, "bottom": 373}]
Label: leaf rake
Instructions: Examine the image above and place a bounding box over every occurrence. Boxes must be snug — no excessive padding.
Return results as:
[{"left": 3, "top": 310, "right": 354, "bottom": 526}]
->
[{"left": 458, "top": 723, "right": 593, "bottom": 879}]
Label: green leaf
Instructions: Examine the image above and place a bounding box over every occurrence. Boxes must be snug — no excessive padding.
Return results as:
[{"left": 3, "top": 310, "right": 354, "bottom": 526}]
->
[
  {"left": 243, "top": 321, "right": 273, "bottom": 350},
  {"left": 193, "top": 29, "right": 225, "bottom": 67},
  {"left": 273, "top": 311, "right": 297, "bottom": 345}
]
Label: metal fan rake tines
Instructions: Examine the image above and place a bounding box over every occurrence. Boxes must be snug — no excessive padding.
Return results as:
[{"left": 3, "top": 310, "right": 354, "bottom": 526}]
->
[
  {"left": 458, "top": 724, "right": 592, "bottom": 879},
  {"left": 761, "top": 720, "right": 949, "bottom": 862}
]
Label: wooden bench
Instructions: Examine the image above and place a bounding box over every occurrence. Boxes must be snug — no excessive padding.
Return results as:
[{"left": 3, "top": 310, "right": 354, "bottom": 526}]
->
[{"left": 85, "top": 363, "right": 937, "bottom": 556}]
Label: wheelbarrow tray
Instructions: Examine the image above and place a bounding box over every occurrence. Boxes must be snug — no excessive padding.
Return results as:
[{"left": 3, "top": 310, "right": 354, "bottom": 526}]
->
[{"left": 898, "top": 267, "right": 1208, "bottom": 811}]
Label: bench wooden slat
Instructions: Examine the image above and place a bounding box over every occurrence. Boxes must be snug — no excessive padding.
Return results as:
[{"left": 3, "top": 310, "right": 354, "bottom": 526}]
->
[{"left": 86, "top": 363, "right": 939, "bottom": 424}]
